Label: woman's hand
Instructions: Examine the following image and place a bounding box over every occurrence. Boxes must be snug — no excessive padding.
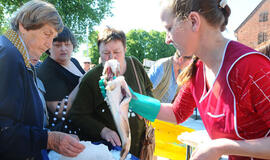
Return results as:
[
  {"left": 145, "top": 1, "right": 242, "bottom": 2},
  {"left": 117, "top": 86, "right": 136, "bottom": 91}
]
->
[
  {"left": 100, "top": 127, "right": 121, "bottom": 146},
  {"left": 47, "top": 131, "right": 85, "bottom": 157},
  {"left": 190, "top": 139, "right": 226, "bottom": 160}
]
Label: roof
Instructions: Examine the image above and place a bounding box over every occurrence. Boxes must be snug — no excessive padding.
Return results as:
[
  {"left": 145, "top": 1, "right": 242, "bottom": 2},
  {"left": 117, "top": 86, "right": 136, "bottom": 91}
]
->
[{"left": 235, "top": 0, "right": 266, "bottom": 33}]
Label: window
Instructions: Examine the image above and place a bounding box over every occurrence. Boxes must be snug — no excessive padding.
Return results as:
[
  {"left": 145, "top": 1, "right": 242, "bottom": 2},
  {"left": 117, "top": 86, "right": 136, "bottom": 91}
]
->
[
  {"left": 258, "top": 32, "right": 268, "bottom": 44},
  {"left": 259, "top": 12, "right": 268, "bottom": 22}
]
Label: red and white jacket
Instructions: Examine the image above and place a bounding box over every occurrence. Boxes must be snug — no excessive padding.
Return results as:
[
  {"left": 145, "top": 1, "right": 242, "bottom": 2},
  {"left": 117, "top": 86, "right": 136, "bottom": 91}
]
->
[{"left": 173, "top": 41, "right": 270, "bottom": 160}]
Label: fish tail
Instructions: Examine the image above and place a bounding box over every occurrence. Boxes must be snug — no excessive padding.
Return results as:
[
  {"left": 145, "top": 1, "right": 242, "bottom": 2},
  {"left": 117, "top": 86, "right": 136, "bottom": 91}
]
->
[{"left": 120, "top": 140, "right": 130, "bottom": 160}]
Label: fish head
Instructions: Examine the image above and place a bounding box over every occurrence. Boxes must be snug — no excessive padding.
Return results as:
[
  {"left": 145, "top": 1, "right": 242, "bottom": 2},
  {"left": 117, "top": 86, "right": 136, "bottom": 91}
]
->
[{"left": 102, "top": 59, "right": 120, "bottom": 81}]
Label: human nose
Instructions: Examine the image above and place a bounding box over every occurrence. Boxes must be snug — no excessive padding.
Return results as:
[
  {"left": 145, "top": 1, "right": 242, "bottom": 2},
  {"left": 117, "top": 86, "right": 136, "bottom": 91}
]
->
[
  {"left": 45, "top": 41, "right": 52, "bottom": 50},
  {"left": 165, "top": 33, "right": 173, "bottom": 44},
  {"left": 45, "top": 37, "right": 54, "bottom": 49},
  {"left": 107, "top": 53, "right": 117, "bottom": 59},
  {"left": 111, "top": 54, "right": 117, "bottom": 59}
]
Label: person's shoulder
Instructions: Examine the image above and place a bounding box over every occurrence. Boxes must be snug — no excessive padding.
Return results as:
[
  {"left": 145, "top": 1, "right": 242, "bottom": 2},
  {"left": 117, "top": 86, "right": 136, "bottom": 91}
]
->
[
  {"left": 234, "top": 53, "right": 269, "bottom": 71},
  {"left": 128, "top": 56, "right": 140, "bottom": 63},
  {"left": 70, "top": 57, "right": 81, "bottom": 66},
  {"left": 70, "top": 57, "right": 85, "bottom": 74},
  {"left": 229, "top": 53, "right": 269, "bottom": 83},
  {"left": 127, "top": 56, "right": 145, "bottom": 68},
  {"left": 155, "top": 56, "right": 172, "bottom": 66},
  {"left": 0, "top": 36, "right": 24, "bottom": 66}
]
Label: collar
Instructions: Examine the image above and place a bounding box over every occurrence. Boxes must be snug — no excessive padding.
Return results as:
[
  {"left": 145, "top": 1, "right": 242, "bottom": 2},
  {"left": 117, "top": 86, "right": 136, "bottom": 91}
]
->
[{"left": 4, "top": 29, "right": 31, "bottom": 69}]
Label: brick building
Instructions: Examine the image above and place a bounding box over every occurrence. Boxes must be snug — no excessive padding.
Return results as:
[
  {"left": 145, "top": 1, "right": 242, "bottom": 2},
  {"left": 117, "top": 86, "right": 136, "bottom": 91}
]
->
[{"left": 235, "top": 0, "right": 270, "bottom": 50}]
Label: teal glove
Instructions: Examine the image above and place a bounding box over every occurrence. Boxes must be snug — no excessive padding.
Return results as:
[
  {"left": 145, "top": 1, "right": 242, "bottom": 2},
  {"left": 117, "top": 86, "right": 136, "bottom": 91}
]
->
[
  {"left": 99, "top": 78, "right": 107, "bottom": 98},
  {"left": 98, "top": 78, "right": 161, "bottom": 122},
  {"left": 99, "top": 76, "right": 117, "bottom": 98},
  {"left": 128, "top": 88, "right": 160, "bottom": 122}
]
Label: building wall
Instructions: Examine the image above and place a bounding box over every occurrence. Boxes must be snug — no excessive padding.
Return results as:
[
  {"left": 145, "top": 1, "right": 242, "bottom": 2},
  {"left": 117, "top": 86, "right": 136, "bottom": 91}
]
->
[{"left": 235, "top": 0, "right": 270, "bottom": 49}]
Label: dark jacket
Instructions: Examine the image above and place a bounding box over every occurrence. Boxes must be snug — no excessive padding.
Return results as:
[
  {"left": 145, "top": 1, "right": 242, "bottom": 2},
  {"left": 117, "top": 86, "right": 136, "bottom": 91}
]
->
[
  {"left": 70, "top": 56, "right": 153, "bottom": 157},
  {"left": 0, "top": 32, "right": 48, "bottom": 160},
  {"left": 37, "top": 56, "right": 85, "bottom": 101}
]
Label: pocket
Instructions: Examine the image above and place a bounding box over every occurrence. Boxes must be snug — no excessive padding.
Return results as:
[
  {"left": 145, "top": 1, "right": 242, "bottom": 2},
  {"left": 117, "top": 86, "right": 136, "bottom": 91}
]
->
[
  {"left": 205, "top": 112, "right": 226, "bottom": 135},
  {"left": 207, "top": 112, "right": 225, "bottom": 118}
]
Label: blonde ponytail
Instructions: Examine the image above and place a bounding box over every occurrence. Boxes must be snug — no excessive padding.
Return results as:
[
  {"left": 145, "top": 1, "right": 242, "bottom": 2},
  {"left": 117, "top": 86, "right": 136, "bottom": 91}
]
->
[{"left": 177, "top": 56, "right": 199, "bottom": 86}]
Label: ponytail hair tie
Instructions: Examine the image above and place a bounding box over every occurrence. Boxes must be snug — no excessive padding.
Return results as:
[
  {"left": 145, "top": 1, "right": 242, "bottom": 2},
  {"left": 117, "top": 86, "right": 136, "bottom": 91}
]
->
[{"left": 219, "top": 0, "right": 227, "bottom": 8}]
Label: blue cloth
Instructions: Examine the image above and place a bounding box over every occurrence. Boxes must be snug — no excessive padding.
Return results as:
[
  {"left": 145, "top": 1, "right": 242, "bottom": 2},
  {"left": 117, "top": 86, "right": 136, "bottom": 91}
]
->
[
  {"left": 0, "top": 35, "right": 48, "bottom": 159},
  {"left": 93, "top": 141, "right": 139, "bottom": 160},
  {"left": 148, "top": 57, "right": 179, "bottom": 103}
]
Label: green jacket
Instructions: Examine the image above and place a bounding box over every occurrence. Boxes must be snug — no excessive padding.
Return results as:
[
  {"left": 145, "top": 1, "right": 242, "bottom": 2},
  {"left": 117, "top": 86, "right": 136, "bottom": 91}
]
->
[{"left": 69, "top": 56, "right": 153, "bottom": 157}]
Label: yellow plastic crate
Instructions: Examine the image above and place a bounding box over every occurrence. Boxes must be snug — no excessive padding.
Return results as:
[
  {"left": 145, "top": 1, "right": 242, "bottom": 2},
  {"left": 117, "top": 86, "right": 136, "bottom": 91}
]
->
[{"left": 152, "top": 120, "right": 195, "bottom": 160}]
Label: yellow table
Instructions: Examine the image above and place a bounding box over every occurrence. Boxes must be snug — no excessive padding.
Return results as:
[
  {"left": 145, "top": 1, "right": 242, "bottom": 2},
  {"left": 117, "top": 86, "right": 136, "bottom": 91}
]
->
[{"left": 152, "top": 119, "right": 195, "bottom": 160}]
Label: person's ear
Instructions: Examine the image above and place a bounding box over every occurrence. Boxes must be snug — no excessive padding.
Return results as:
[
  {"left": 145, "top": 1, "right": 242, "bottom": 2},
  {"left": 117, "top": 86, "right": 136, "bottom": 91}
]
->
[
  {"left": 188, "top": 12, "right": 201, "bottom": 32},
  {"left": 18, "top": 23, "right": 27, "bottom": 34}
]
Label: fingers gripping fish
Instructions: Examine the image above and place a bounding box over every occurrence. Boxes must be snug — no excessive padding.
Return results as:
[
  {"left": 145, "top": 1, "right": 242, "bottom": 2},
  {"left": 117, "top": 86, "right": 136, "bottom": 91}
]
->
[{"left": 101, "top": 59, "right": 131, "bottom": 160}]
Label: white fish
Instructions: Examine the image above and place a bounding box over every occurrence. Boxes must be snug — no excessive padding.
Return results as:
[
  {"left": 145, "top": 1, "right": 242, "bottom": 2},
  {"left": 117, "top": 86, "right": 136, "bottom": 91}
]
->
[{"left": 101, "top": 59, "right": 132, "bottom": 160}]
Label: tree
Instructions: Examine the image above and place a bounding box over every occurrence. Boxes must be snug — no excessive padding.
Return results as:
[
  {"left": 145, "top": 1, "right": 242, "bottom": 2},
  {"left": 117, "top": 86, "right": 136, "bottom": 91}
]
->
[
  {"left": 126, "top": 30, "right": 149, "bottom": 62},
  {"left": 0, "top": 0, "right": 113, "bottom": 42},
  {"left": 126, "top": 29, "right": 175, "bottom": 62},
  {"left": 86, "top": 30, "right": 100, "bottom": 64},
  {"left": 86, "top": 29, "right": 176, "bottom": 64},
  {"left": 0, "top": 3, "right": 9, "bottom": 35}
]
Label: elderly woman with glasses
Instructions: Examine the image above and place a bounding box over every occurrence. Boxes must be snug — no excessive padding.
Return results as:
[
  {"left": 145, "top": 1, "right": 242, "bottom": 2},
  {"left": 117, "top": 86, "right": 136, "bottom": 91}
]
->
[{"left": 0, "top": 1, "right": 84, "bottom": 159}]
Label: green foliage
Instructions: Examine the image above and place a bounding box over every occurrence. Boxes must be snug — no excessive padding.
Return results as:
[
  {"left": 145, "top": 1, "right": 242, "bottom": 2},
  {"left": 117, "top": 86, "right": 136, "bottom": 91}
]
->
[
  {"left": 40, "top": 52, "right": 48, "bottom": 62},
  {"left": 86, "top": 29, "right": 176, "bottom": 64},
  {"left": 49, "top": 0, "right": 113, "bottom": 42},
  {"left": 0, "top": 0, "right": 113, "bottom": 43},
  {"left": 0, "top": 3, "right": 9, "bottom": 34},
  {"left": 86, "top": 31, "right": 100, "bottom": 64},
  {"left": 0, "top": 1, "right": 174, "bottom": 66},
  {"left": 126, "top": 29, "right": 176, "bottom": 62}
]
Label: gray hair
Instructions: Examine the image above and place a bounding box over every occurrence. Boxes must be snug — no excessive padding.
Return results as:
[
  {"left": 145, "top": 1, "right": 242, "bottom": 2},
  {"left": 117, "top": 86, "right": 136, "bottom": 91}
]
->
[{"left": 10, "top": 0, "right": 63, "bottom": 32}]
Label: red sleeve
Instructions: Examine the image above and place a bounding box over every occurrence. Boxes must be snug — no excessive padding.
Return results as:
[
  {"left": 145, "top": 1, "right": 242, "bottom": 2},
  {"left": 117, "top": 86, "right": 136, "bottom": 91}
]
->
[
  {"left": 229, "top": 54, "right": 270, "bottom": 127},
  {"left": 172, "top": 82, "right": 196, "bottom": 124}
]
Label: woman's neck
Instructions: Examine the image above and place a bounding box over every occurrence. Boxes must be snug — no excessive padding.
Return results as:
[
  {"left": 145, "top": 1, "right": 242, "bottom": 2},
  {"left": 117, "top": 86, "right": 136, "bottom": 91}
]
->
[{"left": 196, "top": 29, "right": 228, "bottom": 75}]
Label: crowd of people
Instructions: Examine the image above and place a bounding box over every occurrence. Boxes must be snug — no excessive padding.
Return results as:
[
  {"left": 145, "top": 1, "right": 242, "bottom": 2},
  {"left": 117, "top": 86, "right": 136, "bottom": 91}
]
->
[{"left": 0, "top": 0, "right": 269, "bottom": 160}]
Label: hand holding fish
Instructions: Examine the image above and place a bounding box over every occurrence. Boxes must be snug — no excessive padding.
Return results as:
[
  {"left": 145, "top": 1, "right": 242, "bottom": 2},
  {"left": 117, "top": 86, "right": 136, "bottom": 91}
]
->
[
  {"left": 99, "top": 78, "right": 161, "bottom": 122},
  {"left": 100, "top": 59, "right": 162, "bottom": 159}
]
